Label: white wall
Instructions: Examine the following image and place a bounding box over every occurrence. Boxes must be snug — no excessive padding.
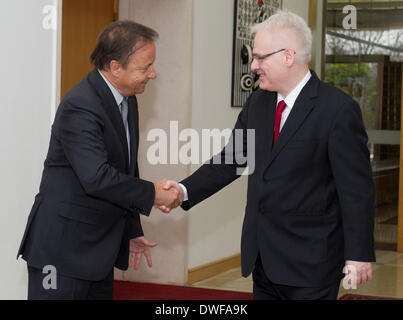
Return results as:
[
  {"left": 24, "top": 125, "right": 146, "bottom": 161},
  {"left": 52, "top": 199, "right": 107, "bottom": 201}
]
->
[
  {"left": 188, "top": 0, "right": 247, "bottom": 269},
  {"left": 119, "top": 0, "right": 193, "bottom": 285},
  {"left": 0, "top": 0, "right": 61, "bottom": 299},
  {"left": 283, "top": 0, "right": 310, "bottom": 22}
]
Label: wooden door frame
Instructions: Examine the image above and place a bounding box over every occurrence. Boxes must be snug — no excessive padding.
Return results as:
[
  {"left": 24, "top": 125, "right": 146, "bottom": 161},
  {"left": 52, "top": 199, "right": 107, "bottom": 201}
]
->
[
  {"left": 308, "top": 0, "right": 326, "bottom": 79},
  {"left": 54, "top": 0, "right": 63, "bottom": 117},
  {"left": 56, "top": 0, "right": 119, "bottom": 105},
  {"left": 398, "top": 66, "right": 403, "bottom": 252}
]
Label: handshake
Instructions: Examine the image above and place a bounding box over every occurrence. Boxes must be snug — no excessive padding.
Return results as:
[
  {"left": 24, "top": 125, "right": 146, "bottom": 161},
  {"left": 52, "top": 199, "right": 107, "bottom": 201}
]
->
[{"left": 153, "top": 179, "right": 184, "bottom": 213}]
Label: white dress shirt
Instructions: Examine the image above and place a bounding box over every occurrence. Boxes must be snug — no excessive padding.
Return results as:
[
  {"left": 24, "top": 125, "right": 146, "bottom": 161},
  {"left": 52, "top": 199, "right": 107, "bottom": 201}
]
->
[
  {"left": 98, "top": 70, "right": 131, "bottom": 160},
  {"left": 98, "top": 70, "right": 125, "bottom": 108},
  {"left": 277, "top": 70, "right": 312, "bottom": 131}
]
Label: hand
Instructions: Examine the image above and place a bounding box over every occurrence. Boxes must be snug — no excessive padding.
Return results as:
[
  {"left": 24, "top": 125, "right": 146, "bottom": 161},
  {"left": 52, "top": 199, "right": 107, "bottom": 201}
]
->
[
  {"left": 154, "top": 179, "right": 184, "bottom": 213},
  {"left": 155, "top": 180, "right": 184, "bottom": 214},
  {"left": 129, "top": 236, "right": 157, "bottom": 270},
  {"left": 344, "top": 260, "right": 372, "bottom": 286}
]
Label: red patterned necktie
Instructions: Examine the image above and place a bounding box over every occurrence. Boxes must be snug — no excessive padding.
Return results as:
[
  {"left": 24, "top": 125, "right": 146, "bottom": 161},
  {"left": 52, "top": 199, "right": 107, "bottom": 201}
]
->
[{"left": 273, "top": 100, "right": 287, "bottom": 145}]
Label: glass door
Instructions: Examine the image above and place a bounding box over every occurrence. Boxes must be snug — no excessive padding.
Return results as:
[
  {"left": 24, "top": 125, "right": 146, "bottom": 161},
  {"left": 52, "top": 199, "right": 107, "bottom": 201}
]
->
[{"left": 325, "top": 0, "right": 403, "bottom": 250}]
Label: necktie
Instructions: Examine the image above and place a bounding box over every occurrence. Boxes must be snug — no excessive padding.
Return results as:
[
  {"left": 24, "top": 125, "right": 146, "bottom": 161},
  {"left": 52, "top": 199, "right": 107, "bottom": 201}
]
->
[
  {"left": 119, "top": 98, "right": 130, "bottom": 162},
  {"left": 273, "top": 100, "right": 287, "bottom": 145}
]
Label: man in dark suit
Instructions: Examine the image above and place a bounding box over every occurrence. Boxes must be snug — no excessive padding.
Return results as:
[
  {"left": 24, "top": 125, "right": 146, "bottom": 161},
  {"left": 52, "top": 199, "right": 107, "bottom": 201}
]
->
[
  {"left": 160, "top": 11, "right": 375, "bottom": 299},
  {"left": 17, "top": 21, "right": 183, "bottom": 300}
]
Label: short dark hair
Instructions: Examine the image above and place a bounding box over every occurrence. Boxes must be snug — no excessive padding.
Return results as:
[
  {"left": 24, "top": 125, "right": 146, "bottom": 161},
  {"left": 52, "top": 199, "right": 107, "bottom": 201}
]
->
[{"left": 90, "top": 20, "right": 159, "bottom": 70}]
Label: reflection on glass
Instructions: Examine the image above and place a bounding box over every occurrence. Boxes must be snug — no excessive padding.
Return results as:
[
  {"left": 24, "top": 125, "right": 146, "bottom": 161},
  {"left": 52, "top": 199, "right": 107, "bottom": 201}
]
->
[
  {"left": 325, "top": 0, "right": 403, "bottom": 250},
  {"left": 372, "top": 152, "right": 399, "bottom": 249}
]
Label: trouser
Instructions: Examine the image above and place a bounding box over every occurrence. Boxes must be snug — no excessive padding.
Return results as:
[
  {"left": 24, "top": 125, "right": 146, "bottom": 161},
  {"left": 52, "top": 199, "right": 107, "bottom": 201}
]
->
[
  {"left": 252, "top": 254, "right": 340, "bottom": 300},
  {"left": 27, "top": 265, "right": 114, "bottom": 300}
]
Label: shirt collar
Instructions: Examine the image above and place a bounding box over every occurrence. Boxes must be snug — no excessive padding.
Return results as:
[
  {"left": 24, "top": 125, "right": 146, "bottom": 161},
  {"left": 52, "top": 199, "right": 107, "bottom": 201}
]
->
[
  {"left": 98, "top": 69, "right": 125, "bottom": 107},
  {"left": 277, "top": 70, "right": 312, "bottom": 108}
]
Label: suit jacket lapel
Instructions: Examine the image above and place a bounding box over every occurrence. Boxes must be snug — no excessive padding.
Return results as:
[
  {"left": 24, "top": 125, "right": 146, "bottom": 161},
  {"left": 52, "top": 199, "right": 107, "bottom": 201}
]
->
[
  {"left": 127, "top": 96, "right": 139, "bottom": 176},
  {"left": 265, "top": 71, "right": 319, "bottom": 172},
  {"left": 87, "top": 69, "right": 130, "bottom": 169}
]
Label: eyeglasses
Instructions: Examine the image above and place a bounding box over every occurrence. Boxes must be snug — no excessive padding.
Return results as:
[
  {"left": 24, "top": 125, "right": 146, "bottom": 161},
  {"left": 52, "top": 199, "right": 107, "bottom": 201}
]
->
[{"left": 252, "top": 48, "right": 292, "bottom": 63}]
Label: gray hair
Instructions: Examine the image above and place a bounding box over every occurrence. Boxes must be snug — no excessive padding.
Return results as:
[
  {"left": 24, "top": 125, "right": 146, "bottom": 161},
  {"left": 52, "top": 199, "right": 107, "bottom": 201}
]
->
[{"left": 250, "top": 10, "right": 312, "bottom": 64}]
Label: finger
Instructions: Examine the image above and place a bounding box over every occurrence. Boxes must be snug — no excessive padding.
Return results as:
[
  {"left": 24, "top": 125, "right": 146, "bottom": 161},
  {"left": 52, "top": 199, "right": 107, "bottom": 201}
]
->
[
  {"left": 363, "top": 271, "right": 368, "bottom": 284},
  {"left": 365, "top": 266, "right": 370, "bottom": 280},
  {"left": 363, "top": 271, "right": 369, "bottom": 283},
  {"left": 356, "top": 271, "right": 362, "bottom": 286},
  {"left": 142, "top": 238, "right": 158, "bottom": 248},
  {"left": 157, "top": 205, "right": 170, "bottom": 213},
  {"left": 129, "top": 253, "right": 134, "bottom": 268},
  {"left": 134, "top": 253, "right": 141, "bottom": 270},
  {"left": 368, "top": 268, "right": 372, "bottom": 281},
  {"left": 160, "top": 206, "right": 170, "bottom": 213},
  {"left": 163, "top": 180, "right": 174, "bottom": 190},
  {"left": 144, "top": 249, "right": 153, "bottom": 268},
  {"left": 164, "top": 180, "right": 176, "bottom": 190},
  {"left": 345, "top": 273, "right": 352, "bottom": 284},
  {"left": 132, "top": 253, "right": 138, "bottom": 270}
]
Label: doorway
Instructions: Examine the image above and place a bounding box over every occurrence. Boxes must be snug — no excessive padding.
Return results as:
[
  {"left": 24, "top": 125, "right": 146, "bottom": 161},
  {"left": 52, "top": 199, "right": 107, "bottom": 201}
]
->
[
  {"left": 325, "top": 0, "right": 403, "bottom": 251},
  {"left": 61, "top": 0, "right": 119, "bottom": 99}
]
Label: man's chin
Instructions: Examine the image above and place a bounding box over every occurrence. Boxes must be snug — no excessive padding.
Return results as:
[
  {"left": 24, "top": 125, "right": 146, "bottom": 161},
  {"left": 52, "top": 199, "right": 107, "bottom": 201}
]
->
[
  {"left": 134, "top": 85, "right": 148, "bottom": 95},
  {"left": 133, "top": 88, "right": 145, "bottom": 95},
  {"left": 259, "top": 80, "right": 274, "bottom": 92},
  {"left": 259, "top": 83, "right": 269, "bottom": 91}
]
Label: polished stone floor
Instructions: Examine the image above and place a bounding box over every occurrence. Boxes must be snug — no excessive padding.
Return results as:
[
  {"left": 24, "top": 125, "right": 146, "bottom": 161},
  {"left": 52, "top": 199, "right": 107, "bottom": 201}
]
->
[{"left": 191, "top": 250, "right": 403, "bottom": 299}]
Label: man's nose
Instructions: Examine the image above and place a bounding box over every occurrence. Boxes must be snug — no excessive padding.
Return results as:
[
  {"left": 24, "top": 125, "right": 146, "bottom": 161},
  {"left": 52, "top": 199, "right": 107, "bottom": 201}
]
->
[
  {"left": 149, "top": 65, "right": 157, "bottom": 79},
  {"left": 250, "top": 59, "right": 258, "bottom": 72}
]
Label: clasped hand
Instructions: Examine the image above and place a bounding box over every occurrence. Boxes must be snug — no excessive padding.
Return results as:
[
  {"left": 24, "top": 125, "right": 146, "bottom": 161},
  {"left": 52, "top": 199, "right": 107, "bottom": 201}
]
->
[{"left": 154, "top": 179, "right": 183, "bottom": 213}]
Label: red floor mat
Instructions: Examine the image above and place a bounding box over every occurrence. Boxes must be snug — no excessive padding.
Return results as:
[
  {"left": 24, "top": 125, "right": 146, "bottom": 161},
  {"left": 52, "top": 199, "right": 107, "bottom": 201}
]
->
[
  {"left": 339, "top": 294, "right": 403, "bottom": 300},
  {"left": 113, "top": 281, "right": 253, "bottom": 300}
]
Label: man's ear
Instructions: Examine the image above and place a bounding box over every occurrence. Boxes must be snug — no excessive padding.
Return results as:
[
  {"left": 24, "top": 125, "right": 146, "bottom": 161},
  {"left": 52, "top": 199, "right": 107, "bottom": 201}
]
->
[
  {"left": 284, "top": 48, "right": 296, "bottom": 67},
  {"left": 109, "top": 60, "right": 121, "bottom": 77}
]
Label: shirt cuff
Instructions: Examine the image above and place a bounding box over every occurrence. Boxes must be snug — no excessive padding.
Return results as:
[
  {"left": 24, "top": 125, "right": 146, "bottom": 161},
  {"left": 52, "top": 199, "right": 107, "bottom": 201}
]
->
[{"left": 178, "top": 183, "right": 188, "bottom": 201}]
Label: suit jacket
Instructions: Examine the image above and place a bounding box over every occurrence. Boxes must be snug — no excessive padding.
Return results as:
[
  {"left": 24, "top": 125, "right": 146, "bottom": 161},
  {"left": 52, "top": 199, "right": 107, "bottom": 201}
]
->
[
  {"left": 181, "top": 71, "right": 375, "bottom": 287},
  {"left": 17, "top": 69, "right": 155, "bottom": 281}
]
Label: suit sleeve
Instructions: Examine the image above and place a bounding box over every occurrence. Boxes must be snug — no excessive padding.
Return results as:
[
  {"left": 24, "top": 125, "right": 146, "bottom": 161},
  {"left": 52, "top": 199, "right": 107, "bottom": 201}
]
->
[
  {"left": 328, "top": 99, "right": 376, "bottom": 262},
  {"left": 57, "top": 101, "right": 155, "bottom": 217},
  {"left": 180, "top": 95, "right": 251, "bottom": 210},
  {"left": 126, "top": 214, "right": 144, "bottom": 238}
]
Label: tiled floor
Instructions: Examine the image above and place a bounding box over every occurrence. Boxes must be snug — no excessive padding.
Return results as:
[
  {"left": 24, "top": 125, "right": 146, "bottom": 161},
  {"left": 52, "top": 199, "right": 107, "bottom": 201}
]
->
[{"left": 191, "top": 250, "right": 403, "bottom": 299}]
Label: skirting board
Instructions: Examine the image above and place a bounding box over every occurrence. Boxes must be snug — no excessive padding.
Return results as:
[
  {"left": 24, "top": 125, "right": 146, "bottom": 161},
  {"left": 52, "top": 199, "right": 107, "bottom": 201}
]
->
[{"left": 187, "top": 254, "right": 241, "bottom": 284}]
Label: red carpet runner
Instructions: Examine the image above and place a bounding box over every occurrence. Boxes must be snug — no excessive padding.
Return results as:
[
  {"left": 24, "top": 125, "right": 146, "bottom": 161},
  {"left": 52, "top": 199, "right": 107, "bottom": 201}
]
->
[
  {"left": 113, "top": 281, "right": 253, "bottom": 300},
  {"left": 338, "top": 294, "right": 403, "bottom": 300}
]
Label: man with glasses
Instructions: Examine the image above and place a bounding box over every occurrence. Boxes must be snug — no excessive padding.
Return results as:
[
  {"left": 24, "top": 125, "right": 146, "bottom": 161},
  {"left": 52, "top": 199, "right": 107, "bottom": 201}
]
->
[{"left": 161, "top": 10, "right": 375, "bottom": 300}]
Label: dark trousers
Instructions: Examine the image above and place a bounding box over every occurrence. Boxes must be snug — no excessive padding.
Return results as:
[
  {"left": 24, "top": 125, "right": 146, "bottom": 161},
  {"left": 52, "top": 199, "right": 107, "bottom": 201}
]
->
[
  {"left": 27, "top": 265, "right": 114, "bottom": 300},
  {"left": 252, "top": 255, "right": 340, "bottom": 300}
]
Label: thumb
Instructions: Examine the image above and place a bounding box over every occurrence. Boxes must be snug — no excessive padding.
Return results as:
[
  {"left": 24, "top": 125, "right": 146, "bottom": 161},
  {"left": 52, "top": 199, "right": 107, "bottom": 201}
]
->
[
  {"left": 163, "top": 180, "right": 175, "bottom": 190},
  {"left": 142, "top": 239, "right": 158, "bottom": 247}
]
